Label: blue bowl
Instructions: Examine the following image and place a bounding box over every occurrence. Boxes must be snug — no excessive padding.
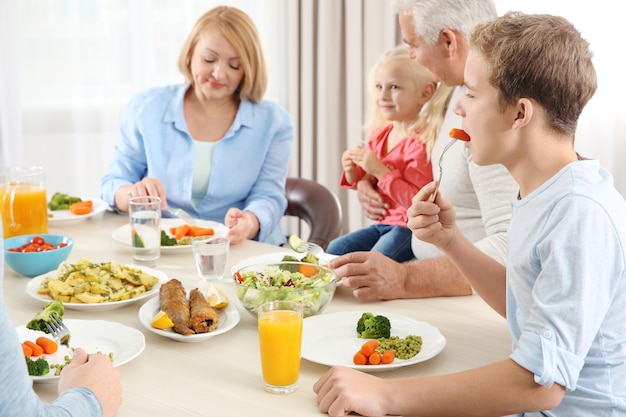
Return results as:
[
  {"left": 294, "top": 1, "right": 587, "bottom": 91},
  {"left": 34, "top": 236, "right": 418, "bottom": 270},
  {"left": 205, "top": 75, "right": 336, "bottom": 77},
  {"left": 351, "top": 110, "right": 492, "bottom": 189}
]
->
[{"left": 3, "top": 234, "right": 74, "bottom": 277}]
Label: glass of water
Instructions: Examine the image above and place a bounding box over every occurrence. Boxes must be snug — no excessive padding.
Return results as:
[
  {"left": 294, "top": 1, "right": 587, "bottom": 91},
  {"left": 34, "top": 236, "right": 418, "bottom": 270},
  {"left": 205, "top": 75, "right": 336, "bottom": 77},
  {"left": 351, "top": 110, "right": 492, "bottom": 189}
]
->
[
  {"left": 128, "top": 196, "right": 161, "bottom": 266},
  {"left": 192, "top": 236, "right": 230, "bottom": 281}
]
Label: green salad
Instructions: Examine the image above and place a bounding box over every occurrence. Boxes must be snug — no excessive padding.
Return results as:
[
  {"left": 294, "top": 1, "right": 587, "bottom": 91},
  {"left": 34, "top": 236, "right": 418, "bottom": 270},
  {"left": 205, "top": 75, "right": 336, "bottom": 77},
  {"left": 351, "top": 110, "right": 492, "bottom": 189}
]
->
[{"left": 234, "top": 263, "right": 336, "bottom": 317}]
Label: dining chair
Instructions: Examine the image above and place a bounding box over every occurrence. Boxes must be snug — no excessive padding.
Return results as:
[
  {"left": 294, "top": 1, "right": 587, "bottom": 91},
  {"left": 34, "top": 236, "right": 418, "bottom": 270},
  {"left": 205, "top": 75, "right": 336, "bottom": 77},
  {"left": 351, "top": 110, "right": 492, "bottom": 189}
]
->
[{"left": 284, "top": 177, "right": 342, "bottom": 251}]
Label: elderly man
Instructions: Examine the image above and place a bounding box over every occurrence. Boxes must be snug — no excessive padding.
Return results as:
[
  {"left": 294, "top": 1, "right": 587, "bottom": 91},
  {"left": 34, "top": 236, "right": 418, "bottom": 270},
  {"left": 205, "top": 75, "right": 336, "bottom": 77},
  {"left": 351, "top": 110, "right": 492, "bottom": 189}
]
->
[{"left": 329, "top": 0, "right": 517, "bottom": 300}]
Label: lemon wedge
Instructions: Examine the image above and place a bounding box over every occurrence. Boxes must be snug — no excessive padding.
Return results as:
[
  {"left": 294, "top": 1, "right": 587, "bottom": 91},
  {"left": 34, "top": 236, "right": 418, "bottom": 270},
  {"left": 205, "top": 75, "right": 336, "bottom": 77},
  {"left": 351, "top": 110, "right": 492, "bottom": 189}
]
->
[
  {"left": 206, "top": 282, "right": 228, "bottom": 309},
  {"left": 151, "top": 310, "right": 174, "bottom": 330},
  {"left": 288, "top": 233, "right": 305, "bottom": 253}
]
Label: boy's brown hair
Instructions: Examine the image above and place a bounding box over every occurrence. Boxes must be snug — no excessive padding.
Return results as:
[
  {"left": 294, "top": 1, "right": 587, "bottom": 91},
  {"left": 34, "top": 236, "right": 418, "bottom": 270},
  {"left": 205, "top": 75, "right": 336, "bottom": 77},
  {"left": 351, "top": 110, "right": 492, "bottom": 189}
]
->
[{"left": 470, "top": 11, "right": 597, "bottom": 136}]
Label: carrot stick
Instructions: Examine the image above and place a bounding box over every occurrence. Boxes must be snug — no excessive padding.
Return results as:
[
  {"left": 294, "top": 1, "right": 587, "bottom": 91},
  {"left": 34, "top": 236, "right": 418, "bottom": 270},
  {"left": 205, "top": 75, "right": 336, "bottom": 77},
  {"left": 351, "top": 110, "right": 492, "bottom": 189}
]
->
[
  {"left": 353, "top": 351, "right": 367, "bottom": 366},
  {"left": 359, "top": 340, "right": 378, "bottom": 357},
  {"left": 368, "top": 351, "right": 382, "bottom": 365},
  {"left": 23, "top": 340, "right": 43, "bottom": 357},
  {"left": 190, "top": 226, "right": 215, "bottom": 237},
  {"left": 174, "top": 224, "right": 190, "bottom": 240},
  {"left": 381, "top": 349, "right": 395, "bottom": 364},
  {"left": 69, "top": 200, "right": 93, "bottom": 215},
  {"left": 36, "top": 336, "right": 58, "bottom": 354},
  {"left": 22, "top": 342, "right": 33, "bottom": 356}
]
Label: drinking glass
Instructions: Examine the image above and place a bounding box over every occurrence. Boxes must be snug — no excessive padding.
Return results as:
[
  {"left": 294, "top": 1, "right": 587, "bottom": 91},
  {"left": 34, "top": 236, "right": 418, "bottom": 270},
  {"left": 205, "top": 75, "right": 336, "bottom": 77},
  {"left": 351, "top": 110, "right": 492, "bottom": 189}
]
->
[
  {"left": 257, "top": 300, "right": 304, "bottom": 394},
  {"left": 128, "top": 196, "right": 161, "bottom": 266},
  {"left": 192, "top": 236, "right": 230, "bottom": 281}
]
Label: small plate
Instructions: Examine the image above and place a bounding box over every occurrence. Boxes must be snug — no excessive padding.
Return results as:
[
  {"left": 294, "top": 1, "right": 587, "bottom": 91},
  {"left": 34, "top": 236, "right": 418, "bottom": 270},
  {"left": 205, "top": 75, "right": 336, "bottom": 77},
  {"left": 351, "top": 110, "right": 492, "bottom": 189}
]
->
[
  {"left": 230, "top": 251, "right": 337, "bottom": 277},
  {"left": 301, "top": 311, "right": 446, "bottom": 373},
  {"left": 48, "top": 198, "right": 109, "bottom": 224},
  {"left": 112, "top": 218, "right": 228, "bottom": 252},
  {"left": 17, "top": 319, "right": 146, "bottom": 383},
  {"left": 138, "top": 296, "right": 241, "bottom": 343},
  {"left": 25, "top": 265, "right": 166, "bottom": 311}
]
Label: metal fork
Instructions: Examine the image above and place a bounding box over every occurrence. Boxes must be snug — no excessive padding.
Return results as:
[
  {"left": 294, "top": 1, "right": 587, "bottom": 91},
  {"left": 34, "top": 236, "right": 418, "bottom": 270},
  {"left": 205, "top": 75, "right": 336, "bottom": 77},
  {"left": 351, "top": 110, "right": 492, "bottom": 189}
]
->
[
  {"left": 44, "top": 311, "right": 71, "bottom": 348},
  {"left": 431, "top": 138, "right": 458, "bottom": 202},
  {"left": 163, "top": 208, "right": 197, "bottom": 226},
  {"left": 295, "top": 240, "right": 325, "bottom": 257}
]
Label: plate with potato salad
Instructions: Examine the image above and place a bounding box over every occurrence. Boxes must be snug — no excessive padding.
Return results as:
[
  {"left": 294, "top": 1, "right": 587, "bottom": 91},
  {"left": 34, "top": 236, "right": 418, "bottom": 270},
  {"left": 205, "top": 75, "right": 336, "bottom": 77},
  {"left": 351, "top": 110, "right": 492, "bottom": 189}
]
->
[
  {"left": 26, "top": 257, "right": 166, "bottom": 311},
  {"left": 301, "top": 311, "right": 446, "bottom": 373}
]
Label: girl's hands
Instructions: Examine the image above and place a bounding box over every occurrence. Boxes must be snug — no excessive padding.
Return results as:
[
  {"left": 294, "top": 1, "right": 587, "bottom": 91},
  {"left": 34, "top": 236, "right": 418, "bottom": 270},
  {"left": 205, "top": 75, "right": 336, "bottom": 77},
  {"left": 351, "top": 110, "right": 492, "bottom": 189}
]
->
[
  {"left": 224, "top": 208, "right": 260, "bottom": 245},
  {"left": 348, "top": 147, "right": 389, "bottom": 179},
  {"left": 406, "top": 182, "right": 457, "bottom": 250}
]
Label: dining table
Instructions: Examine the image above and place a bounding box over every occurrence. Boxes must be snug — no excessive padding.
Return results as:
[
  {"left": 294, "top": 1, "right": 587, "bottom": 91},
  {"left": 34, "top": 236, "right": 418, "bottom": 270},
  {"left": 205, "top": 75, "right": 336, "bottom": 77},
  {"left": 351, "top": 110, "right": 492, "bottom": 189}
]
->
[{"left": 4, "top": 210, "right": 512, "bottom": 417}]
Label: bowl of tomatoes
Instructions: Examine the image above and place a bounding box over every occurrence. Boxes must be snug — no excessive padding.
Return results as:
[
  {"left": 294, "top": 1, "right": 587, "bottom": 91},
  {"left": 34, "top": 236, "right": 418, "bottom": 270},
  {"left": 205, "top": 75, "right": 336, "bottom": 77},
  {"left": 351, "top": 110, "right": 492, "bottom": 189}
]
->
[{"left": 3, "top": 234, "right": 74, "bottom": 277}]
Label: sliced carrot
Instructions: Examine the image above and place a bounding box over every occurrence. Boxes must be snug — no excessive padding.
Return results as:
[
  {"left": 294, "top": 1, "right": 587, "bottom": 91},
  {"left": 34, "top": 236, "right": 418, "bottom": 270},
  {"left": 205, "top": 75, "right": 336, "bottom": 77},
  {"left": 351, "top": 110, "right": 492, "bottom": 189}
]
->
[
  {"left": 22, "top": 342, "right": 33, "bottom": 356},
  {"left": 368, "top": 351, "right": 382, "bottom": 365},
  {"left": 69, "top": 200, "right": 93, "bottom": 215},
  {"left": 36, "top": 336, "right": 58, "bottom": 354},
  {"left": 23, "top": 340, "right": 43, "bottom": 357},
  {"left": 174, "top": 224, "right": 190, "bottom": 240},
  {"left": 359, "top": 340, "right": 378, "bottom": 357},
  {"left": 298, "top": 263, "right": 319, "bottom": 277},
  {"left": 449, "top": 128, "right": 471, "bottom": 142},
  {"left": 190, "top": 226, "right": 215, "bottom": 237},
  {"left": 353, "top": 351, "right": 367, "bottom": 366},
  {"left": 381, "top": 349, "right": 395, "bottom": 364}
]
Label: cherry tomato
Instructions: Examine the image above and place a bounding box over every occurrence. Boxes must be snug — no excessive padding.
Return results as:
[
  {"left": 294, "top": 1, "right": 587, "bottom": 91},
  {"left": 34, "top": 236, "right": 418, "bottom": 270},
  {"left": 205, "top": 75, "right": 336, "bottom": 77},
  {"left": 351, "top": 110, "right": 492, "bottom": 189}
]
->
[
  {"left": 9, "top": 236, "right": 66, "bottom": 253},
  {"left": 31, "top": 236, "right": 45, "bottom": 246}
]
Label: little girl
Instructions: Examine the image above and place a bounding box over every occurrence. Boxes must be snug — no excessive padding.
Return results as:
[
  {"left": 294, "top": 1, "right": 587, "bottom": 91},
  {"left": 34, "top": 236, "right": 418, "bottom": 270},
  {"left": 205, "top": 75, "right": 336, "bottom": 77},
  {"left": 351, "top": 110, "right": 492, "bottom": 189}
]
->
[{"left": 327, "top": 45, "right": 453, "bottom": 262}]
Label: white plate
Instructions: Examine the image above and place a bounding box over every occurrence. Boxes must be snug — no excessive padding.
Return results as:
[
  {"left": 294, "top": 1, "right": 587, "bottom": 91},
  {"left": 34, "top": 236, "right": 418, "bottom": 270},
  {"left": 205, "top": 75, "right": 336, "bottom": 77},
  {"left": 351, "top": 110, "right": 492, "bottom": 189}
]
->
[
  {"left": 48, "top": 198, "right": 109, "bottom": 224},
  {"left": 138, "top": 296, "right": 240, "bottom": 343},
  {"left": 25, "top": 265, "right": 166, "bottom": 311},
  {"left": 301, "top": 311, "right": 446, "bottom": 373},
  {"left": 112, "top": 218, "right": 229, "bottom": 252},
  {"left": 17, "top": 319, "right": 145, "bottom": 383},
  {"left": 229, "top": 251, "right": 337, "bottom": 276}
]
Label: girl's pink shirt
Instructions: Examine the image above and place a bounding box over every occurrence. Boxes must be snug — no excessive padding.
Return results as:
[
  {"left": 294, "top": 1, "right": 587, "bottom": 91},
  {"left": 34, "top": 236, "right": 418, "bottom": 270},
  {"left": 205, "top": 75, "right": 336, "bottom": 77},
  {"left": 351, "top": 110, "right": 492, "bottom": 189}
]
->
[{"left": 340, "top": 124, "right": 433, "bottom": 226}]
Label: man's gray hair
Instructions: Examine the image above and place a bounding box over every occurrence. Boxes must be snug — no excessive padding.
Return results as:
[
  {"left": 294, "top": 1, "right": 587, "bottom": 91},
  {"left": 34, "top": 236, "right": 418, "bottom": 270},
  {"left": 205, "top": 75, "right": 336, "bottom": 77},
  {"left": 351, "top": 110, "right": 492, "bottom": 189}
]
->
[{"left": 394, "top": 0, "right": 497, "bottom": 45}]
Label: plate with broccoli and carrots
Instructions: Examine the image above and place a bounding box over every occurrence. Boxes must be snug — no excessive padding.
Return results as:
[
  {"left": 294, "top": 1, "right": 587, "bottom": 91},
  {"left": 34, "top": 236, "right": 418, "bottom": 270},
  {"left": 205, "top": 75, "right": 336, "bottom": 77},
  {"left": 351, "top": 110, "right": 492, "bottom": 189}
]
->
[
  {"left": 16, "top": 319, "right": 145, "bottom": 383},
  {"left": 48, "top": 195, "right": 109, "bottom": 224},
  {"left": 112, "top": 218, "right": 228, "bottom": 252},
  {"left": 301, "top": 311, "right": 446, "bottom": 373}
]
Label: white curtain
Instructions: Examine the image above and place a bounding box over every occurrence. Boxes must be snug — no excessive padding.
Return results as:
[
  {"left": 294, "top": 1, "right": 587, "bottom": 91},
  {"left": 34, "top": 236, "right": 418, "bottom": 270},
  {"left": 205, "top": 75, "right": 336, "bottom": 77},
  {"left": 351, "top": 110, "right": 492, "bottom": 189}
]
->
[{"left": 1, "top": 0, "right": 624, "bottom": 238}]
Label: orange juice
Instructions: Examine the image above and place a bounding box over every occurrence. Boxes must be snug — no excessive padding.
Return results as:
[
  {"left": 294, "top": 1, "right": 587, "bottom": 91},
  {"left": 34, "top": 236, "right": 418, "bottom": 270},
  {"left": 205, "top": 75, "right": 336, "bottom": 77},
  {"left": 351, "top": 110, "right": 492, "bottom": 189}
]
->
[
  {"left": 258, "top": 308, "right": 303, "bottom": 392},
  {"left": 0, "top": 183, "right": 49, "bottom": 238}
]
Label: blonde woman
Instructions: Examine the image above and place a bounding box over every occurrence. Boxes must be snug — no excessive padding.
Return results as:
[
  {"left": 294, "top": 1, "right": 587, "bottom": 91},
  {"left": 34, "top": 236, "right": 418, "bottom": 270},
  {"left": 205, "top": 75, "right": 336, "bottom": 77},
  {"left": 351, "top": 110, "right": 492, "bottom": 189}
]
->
[
  {"left": 101, "top": 6, "right": 294, "bottom": 245},
  {"left": 327, "top": 46, "right": 453, "bottom": 261}
]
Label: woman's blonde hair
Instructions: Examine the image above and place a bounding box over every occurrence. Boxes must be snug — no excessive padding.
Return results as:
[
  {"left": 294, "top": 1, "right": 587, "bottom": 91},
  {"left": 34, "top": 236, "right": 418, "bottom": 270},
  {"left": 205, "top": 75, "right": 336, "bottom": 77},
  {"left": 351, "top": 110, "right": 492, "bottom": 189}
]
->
[
  {"left": 177, "top": 6, "right": 268, "bottom": 103},
  {"left": 364, "top": 45, "right": 454, "bottom": 159}
]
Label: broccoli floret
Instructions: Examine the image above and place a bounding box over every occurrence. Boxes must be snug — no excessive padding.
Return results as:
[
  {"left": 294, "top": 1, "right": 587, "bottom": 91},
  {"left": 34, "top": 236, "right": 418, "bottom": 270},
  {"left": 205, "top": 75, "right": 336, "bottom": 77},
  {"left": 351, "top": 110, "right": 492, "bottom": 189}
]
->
[
  {"left": 133, "top": 231, "right": 145, "bottom": 248},
  {"left": 356, "top": 312, "right": 391, "bottom": 339},
  {"left": 281, "top": 255, "right": 299, "bottom": 262},
  {"left": 161, "top": 230, "right": 177, "bottom": 246},
  {"left": 356, "top": 312, "right": 374, "bottom": 336},
  {"left": 48, "top": 192, "right": 82, "bottom": 210},
  {"left": 26, "top": 301, "right": 65, "bottom": 333},
  {"left": 300, "top": 252, "right": 319, "bottom": 264},
  {"left": 25, "top": 356, "right": 50, "bottom": 376}
]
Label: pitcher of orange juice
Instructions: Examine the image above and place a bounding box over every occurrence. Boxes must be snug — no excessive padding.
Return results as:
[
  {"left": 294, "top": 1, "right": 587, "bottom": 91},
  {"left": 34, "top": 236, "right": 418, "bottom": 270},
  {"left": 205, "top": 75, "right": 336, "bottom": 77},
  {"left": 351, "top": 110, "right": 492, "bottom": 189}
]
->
[{"left": 0, "top": 166, "right": 49, "bottom": 238}]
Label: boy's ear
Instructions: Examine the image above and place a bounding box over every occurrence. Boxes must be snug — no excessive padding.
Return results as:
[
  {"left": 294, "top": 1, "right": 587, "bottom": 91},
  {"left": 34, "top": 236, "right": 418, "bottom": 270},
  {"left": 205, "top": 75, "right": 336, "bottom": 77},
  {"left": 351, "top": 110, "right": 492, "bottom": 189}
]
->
[{"left": 512, "top": 98, "right": 533, "bottom": 129}]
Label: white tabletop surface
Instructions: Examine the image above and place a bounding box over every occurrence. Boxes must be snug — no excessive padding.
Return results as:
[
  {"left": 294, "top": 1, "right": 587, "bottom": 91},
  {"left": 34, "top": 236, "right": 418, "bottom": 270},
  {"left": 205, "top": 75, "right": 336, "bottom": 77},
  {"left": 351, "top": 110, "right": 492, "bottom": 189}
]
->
[{"left": 4, "top": 211, "right": 512, "bottom": 417}]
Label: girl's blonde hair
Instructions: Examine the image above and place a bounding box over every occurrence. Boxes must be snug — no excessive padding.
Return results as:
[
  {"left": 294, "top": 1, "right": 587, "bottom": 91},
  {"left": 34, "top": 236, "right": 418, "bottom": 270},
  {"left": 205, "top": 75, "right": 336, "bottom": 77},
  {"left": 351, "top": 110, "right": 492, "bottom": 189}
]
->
[
  {"left": 177, "top": 6, "right": 268, "bottom": 103},
  {"left": 364, "top": 45, "right": 454, "bottom": 159}
]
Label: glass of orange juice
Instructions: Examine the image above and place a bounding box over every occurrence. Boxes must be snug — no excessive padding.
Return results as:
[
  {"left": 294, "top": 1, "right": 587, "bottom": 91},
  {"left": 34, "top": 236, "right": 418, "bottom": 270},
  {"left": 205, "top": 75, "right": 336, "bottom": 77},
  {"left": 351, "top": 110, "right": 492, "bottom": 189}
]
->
[
  {"left": 0, "top": 166, "right": 49, "bottom": 238},
  {"left": 258, "top": 300, "right": 304, "bottom": 394}
]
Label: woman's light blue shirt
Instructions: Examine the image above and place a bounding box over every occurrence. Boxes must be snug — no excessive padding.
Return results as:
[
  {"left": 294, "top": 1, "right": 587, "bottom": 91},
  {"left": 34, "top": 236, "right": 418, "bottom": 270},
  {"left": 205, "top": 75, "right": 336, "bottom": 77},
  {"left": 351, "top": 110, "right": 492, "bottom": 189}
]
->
[
  {"left": 507, "top": 160, "right": 626, "bottom": 416},
  {"left": 101, "top": 84, "right": 294, "bottom": 245}
]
